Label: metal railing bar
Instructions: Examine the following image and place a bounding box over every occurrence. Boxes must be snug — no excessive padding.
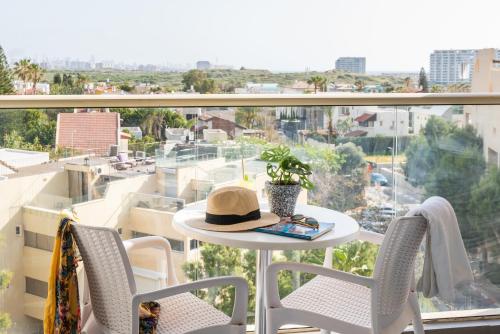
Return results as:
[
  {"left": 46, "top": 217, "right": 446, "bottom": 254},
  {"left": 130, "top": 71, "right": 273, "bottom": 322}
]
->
[{"left": 3, "top": 93, "right": 500, "bottom": 108}]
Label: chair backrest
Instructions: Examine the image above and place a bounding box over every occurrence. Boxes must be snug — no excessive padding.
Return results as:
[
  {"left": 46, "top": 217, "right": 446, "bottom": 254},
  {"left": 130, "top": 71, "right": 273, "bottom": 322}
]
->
[
  {"left": 72, "top": 224, "right": 137, "bottom": 333},
  {"left": 371, "top": 216, "right": 427, "bottom": 332}
]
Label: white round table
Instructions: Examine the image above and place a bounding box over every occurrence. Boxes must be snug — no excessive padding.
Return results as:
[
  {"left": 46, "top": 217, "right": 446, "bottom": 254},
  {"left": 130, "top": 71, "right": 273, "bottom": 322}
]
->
[{"left": 173, "top": 202, "right": 360, "bottom": 334}]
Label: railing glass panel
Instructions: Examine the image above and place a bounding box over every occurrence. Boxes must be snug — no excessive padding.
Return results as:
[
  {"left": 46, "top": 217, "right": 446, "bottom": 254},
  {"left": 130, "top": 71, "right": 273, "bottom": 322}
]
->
[{"left": 0, "top": 100, "right": 499, "bottom": 332}]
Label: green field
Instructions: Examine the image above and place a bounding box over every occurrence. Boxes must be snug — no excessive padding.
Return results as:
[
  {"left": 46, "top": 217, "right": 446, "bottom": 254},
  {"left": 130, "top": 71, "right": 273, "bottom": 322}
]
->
[{"left": 43, "top": 68, "right": 405, "bottom": 92}]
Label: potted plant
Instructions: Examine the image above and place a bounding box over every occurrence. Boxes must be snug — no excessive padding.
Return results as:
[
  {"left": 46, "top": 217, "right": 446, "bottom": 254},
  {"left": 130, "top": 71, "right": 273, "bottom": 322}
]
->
[{"left": 261, "top": 145, "right": 313, "bottom": 217}]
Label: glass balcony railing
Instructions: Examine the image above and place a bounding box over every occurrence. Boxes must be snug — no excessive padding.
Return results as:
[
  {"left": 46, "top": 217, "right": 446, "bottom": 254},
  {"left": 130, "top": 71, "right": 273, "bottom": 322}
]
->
[{"left": 1, "top": 94, "right": 500, "bottom": 333}]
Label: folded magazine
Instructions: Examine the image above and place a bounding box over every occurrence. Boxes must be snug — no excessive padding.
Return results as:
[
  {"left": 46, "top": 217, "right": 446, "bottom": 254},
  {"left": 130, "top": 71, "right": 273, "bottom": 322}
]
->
[{"left": 255, "top": 217, "right": 334, "bottom": 240}]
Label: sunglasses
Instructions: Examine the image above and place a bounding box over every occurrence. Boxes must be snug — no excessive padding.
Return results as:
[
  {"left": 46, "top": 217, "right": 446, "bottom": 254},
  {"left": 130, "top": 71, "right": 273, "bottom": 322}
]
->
[{"left": 290, "top": 214, "right": 319, "bottom": 230}]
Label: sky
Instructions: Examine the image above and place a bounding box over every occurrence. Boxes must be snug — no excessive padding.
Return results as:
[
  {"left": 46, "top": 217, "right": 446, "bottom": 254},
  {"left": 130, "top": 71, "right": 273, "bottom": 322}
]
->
[{"left": 1, "top": 0, "right": 499, "bottom": 72}]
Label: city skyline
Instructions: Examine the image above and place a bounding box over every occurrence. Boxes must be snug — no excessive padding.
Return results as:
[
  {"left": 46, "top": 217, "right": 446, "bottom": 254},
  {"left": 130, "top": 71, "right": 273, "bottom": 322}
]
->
[{"left": 2, "top": 0, "right": 500, "bottom": 72}]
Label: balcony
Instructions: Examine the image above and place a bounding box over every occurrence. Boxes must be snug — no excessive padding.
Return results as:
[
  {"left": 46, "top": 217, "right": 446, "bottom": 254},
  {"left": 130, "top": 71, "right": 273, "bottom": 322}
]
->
[{"left": 1, "top": 93, "right": 500, "bottom": 333}]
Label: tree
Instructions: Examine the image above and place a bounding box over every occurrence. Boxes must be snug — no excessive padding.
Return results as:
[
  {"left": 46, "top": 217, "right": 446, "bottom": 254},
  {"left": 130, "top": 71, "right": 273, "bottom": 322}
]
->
[
  {"left": 336, "top": 118, "right": 353, "bottom": 136},
  {"left": 236, "top": 107, "right": 260, "bottom": 129},
  {"left": 119, "top": 83, "right": 134, "bottom": 93},
  {"left": 325, "top": 107, "right": 334, "bottom": 143},
  {"left": 468, "top": 167, "right": 500, "bottom": 270},
  {"left": 52, "top": 73, "right": 62, "bottom": 85},
  {"left": 307, "top": 76, "right": 326, "bottom": 93},
  {"left": 115, "top": 108, "right": 190, "bottom": 139},
  {"left": 418, "top": 67, "right": 429, "bottom": 92},
  {"left": 51, "top": 73, "right": 85, "bottom": 95},
  {"left": 309, "top": 143, "right": 367, "bottom": 212},
  {"left": 53, "top": 73, "right": 62, "bottom": 84},
  {"left": 181, "top": 70, "right": 218, "bottom": 93},
  {"left": 382, "top": 81, "right": 394, "bottom": 93},
  {"left": 336, "top": 142, "right": 367, "bottom": 174},
  {"left": 404, "top": 117, "right": 486, "bottom": 251},
  {"left": 23, "top": 109, "right": 56, "bottom": 145},
  {"left": 75, "top": 73, "right": 88, "bottom": 87},
  {"left": 0, "top": 234, "right": 13, "bottom": 333},
  {"left": 431, "top": 85, "right": 444, "bottom": 93},
  {"left": 354, "top": 79, "right": 365, "bottom": 92},
  {"left": 279, "top": 241, "right": 379, "bottom": 298},
  {"left": 29, "top": 63, "right": 44, "bottom": 94},
  {"left": 13, "top": 58, "right": 32, "bottom": 94},
  {"left": 62, "top": 73, "right": 74, "bottom": 86},
  {"left": 182, "top": 244, "right": 242, "bottom": 316},
  {"left": 0, "top": 45, "right": 14, "bottom": 94},
  {"left": 199, "top": 78, "right": 217, "bottom": 94}
]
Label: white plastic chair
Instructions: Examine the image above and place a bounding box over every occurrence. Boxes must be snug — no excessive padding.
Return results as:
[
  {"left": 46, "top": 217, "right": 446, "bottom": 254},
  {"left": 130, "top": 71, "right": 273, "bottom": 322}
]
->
[
  {"left": 265, "top": 216, "right": 427, "bottom": 334},
  {"left": 72, "top": 224, "right": 248, "bottom": 334}
]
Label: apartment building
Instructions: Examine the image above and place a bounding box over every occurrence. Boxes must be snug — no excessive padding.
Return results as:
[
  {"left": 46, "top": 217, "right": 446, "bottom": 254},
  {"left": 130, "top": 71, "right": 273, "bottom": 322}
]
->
[
  {"left": 464, "top": 48, "right": 500, "bottom": 167},
  {"left": 196, "top": 60, "right": 211, "bottom": 70},
  {"left": 234, "top": 82, "right": 281, "bottom": 94},
  {"left": 334, "top": 105, "right": 456, "bottom": 137},
  {"left": 429, "top": 49, "right": 500, "bottom": 85},
  {"left": 335, "top": 57, "right": 366, "bottom": 74},
  {"left": 0, "top": 142, "right": 298, "bottom": 331},
  {"left": 276, "top": 106, "right": 326, "bottom": 133}
]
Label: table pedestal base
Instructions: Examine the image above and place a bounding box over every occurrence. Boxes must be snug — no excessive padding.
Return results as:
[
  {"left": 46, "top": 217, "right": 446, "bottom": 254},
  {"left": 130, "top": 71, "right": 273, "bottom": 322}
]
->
[{"left": 255, "top": 249, "right": 272, "bottom": 334}]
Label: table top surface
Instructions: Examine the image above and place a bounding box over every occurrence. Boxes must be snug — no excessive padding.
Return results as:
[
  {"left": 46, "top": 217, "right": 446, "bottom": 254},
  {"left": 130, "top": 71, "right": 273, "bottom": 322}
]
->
[{"left": 173, "top": 202, "right": 360, "bottom": 250}]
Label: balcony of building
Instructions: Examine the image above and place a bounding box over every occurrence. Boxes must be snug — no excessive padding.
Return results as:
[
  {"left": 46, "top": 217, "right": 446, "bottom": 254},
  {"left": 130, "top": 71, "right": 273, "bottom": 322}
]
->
[{"left": 1, "top": 93, "right": 500, "bottom": 334}]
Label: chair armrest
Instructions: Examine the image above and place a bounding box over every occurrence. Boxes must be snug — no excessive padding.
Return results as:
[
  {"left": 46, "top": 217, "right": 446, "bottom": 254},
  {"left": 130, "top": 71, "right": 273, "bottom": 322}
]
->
[
  {"left": 123, "top": 236, "right": 178, "bottom": 286},
  {"left": 358, "top": 230, "right": 384, "bottom": 245},
  {"left": 266, "top": 262, "right": 374, "bottom": 308},
  {"left": 131, "top": 276, "right": 248, "bottom": 334}
]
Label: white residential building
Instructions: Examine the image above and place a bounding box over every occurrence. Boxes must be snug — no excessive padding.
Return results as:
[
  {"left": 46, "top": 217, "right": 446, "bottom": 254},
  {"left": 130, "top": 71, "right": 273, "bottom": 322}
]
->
[
  {"left": 13, "top": 81, "right": 51, "bottom": 95},
  {"left": 335, "top": 57, "right": 366, "bottom": 74},
  {"left": 430, "top": 49, "right": 500, "bottom": 85},
  {"left": 464, "top": 49, "right": 500, "bottom": 167},
  {"left": 234, "top": 83, "right": 281, "bottom": 94},
  {"left": 334, "top": 106, "right": 455, "bottom": 137},
  {"left": 196, "top": 61, "right": 211, "bottom": 70},
  {"left": 0, "top": 149, "right": 50, "bottom": 176},
  {"left": 122, "top": 127, "right": 143, "bottom": 139}
]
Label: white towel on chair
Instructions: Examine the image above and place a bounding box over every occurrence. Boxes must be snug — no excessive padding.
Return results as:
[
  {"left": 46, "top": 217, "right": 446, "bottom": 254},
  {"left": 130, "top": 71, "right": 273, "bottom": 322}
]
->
[{"left": 406, "top": 196, "right": 473, "bottom": 302}]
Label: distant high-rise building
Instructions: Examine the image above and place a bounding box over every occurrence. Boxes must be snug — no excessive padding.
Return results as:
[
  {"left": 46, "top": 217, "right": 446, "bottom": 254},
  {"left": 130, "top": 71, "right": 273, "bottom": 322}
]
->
[
  {"left": 429, "top": 49, "right": 500, "bottom": 85},
  {"left": 335, "top": 57, "right": 366, "bottom": 74},
  {"left": 196, "top": 61, "right": 211, "bottom": 70}
]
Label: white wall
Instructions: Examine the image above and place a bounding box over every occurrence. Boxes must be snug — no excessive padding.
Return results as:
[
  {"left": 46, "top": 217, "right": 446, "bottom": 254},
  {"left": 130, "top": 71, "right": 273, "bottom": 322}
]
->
[
  {"left": 465, "top": 49, "right": 500, "bottom": 166},
  {"left": 0, "top": 170, "right": 67, "bottom": 331}
]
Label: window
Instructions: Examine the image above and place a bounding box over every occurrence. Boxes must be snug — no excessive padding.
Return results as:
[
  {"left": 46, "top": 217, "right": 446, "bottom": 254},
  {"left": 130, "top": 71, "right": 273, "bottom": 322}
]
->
[
  {"left": 340, "top": 106, "right": 350, "bottom": 116},
  {"left": 131, "top": 231, "right": 185, "bottom": 252},
  {"left": 24, "top": 231, "right": 54, "bottom": 252},
  {"left": 25, "top": 277, "right": 48, "bottom": 298},
  {"left": 488, "top": 148, "right": 499, "bottom": 167}
]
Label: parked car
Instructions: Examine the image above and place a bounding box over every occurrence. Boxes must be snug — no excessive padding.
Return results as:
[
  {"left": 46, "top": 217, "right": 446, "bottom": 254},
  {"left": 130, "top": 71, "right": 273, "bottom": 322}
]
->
[{"left": 370, "top": 172, "right": 388, "bottom": 186}]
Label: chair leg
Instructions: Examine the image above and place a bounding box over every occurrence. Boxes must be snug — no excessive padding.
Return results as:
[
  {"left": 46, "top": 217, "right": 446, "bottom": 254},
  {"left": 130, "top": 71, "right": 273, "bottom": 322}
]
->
[
  {"left": 409, "top": 292, "right": 424, "bottom": 334},
  {"left": 266, "top": 311, "right": 282, "bottom": 334},
  {"left": 266, "top": 321, "right": 281, "bottom": 334}
]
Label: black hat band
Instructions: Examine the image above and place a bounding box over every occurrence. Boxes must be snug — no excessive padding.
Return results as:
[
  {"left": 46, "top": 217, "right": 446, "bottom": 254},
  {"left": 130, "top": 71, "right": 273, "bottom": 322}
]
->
[{"left": 205, "top": 209, "right": 261, "bottom": 225}]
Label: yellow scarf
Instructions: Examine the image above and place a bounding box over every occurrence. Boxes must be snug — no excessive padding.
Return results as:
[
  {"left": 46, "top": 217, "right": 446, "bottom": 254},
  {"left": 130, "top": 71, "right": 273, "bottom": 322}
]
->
[{"left": 43, "top": 210, "right": 81, "bottom": 334}]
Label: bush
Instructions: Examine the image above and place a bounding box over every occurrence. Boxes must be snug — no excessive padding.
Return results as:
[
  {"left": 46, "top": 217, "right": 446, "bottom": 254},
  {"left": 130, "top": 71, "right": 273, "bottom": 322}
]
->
[{"left": 335, "top": 135, "right": 411, "bottom": 155}]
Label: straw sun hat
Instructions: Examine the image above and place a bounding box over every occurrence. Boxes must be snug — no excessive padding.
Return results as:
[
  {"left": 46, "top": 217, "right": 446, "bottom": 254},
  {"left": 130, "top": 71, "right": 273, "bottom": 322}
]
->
[{"left": 185, "top": 186, "right": 280, "bottom": 232}]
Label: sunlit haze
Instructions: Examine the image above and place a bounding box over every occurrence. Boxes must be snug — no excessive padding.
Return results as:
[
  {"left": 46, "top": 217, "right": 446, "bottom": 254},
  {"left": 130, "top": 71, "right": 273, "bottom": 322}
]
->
[{"left": 1, "top": 0, "right": 499, "bottom": 72}]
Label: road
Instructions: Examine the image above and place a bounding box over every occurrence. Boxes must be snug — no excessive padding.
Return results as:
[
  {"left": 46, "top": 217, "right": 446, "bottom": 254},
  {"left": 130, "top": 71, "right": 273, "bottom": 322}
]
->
[{"left": 374, "top": 163, "right": 424, "bottom": 206}]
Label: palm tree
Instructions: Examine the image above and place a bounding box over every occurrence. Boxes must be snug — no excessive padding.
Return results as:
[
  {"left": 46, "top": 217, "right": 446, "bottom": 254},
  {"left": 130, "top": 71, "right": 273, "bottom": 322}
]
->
[
  {"left": 236, "top": 107, "right": 260, "bottom": 128},
  {"left": 29, "top": 63, "right": 44, "bottom": 95},
  {"left": 307, "top": 76, "right": 326, "bottom": 93},
  {"left": 76, "top": 73, "right": 88, "bottom": 86},
  {"left": 142, "top": 111, "right": 166, "bottom": 141},
  {"left": 13, "top": 59, "right": 32, "bottom": 94},
  {"left": 326, "top": 107, "right": 334, "bottom": 144}
]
